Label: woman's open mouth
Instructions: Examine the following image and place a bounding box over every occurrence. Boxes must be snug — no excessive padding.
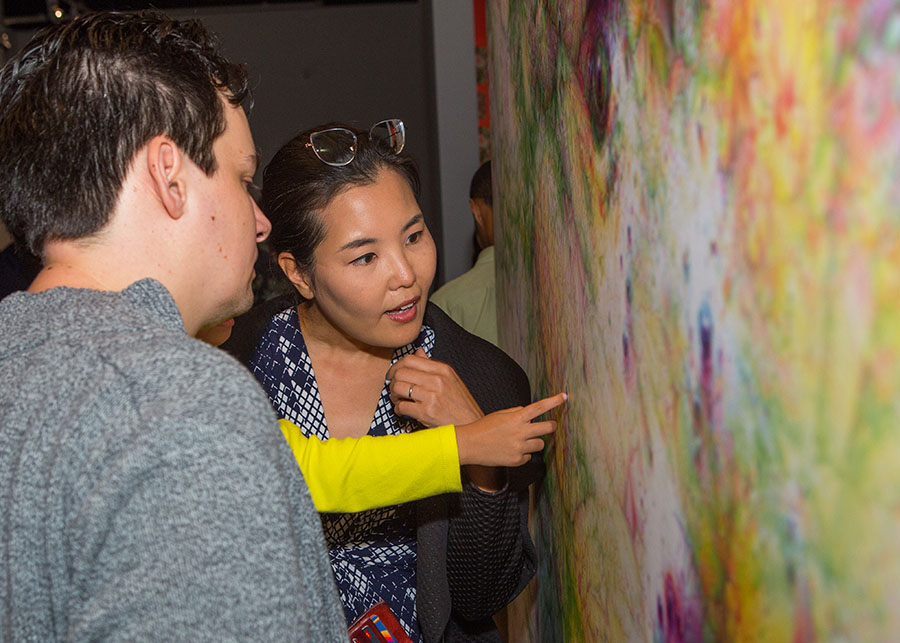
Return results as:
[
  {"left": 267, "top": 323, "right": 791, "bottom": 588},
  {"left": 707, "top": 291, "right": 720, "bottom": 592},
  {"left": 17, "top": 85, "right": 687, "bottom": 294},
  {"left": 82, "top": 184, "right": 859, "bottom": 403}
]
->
[{"left": 385, "top": 296, "right": 419, "bottom": 323}]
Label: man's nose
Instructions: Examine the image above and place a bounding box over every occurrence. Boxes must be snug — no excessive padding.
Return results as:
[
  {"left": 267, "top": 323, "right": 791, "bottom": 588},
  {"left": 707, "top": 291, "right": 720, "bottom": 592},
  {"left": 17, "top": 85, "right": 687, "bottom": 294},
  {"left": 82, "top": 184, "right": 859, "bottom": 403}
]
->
[{"left": 255, "top": 202, "right": 271, "bottom": 242}]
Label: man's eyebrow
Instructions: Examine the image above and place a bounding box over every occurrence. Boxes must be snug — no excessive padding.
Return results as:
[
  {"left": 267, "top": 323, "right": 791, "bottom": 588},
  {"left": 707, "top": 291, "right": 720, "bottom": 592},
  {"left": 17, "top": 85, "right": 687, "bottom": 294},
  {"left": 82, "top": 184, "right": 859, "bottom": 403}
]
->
[{"left": 243, "top": 149, "right": 260, "bottom": 173}]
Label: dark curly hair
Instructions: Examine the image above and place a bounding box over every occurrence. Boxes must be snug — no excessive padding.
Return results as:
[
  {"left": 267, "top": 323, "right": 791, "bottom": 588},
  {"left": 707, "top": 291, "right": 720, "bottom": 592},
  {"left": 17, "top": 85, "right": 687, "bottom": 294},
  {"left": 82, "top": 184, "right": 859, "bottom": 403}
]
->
[{"left": 0, "top": 11, "right": 250, "bottom": 255}]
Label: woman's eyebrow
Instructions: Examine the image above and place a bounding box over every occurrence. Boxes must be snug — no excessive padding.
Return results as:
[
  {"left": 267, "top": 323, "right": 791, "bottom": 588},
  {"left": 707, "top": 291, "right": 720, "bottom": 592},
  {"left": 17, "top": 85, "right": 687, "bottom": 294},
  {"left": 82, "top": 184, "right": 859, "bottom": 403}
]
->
[
  {"left": 339, "top": 236, "right": 377, "bottom": 252},
  {"left": 401, "top": 213, "right": 424, "bottom": 233},
  {"left": 339, "top": 214, "right": 424, "bottom": 252}
]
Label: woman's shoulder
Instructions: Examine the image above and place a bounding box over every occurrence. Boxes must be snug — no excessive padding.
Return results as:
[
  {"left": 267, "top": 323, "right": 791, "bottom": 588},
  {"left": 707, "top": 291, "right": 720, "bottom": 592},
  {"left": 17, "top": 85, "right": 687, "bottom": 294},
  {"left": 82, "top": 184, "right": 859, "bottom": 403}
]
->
[
  {"left": 424, "top": 301, "right": 530, "bottom": 410},
  {"left": 221, "top": 292, "right": 301, "bottom": 366},
  {"left": 424, "top": 301, "right": 508, "bottom": 361}
]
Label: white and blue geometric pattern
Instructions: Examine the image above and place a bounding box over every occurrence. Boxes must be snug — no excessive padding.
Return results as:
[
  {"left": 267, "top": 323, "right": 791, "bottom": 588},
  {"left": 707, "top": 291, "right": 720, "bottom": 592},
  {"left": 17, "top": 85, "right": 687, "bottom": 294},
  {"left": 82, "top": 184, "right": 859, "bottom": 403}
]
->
[{"left": 249, "top": 305, "right": 435, "bottom": 642}]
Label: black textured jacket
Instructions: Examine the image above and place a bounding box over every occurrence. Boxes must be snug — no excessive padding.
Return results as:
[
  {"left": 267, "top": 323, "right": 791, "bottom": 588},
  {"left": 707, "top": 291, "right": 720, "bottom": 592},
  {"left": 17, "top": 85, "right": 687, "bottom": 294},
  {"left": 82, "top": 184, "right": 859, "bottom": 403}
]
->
[{"left": 222, "top": 297, "right": 542, "bottom": 643}]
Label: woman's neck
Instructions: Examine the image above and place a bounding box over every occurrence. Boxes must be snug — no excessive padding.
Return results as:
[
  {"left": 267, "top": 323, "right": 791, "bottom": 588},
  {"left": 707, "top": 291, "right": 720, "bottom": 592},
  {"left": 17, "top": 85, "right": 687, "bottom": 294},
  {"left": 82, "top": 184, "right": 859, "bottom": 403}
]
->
[
  {"left": 296, "top": 301, "right": 395, "bottom": 363},
  {"left": 296, "top": 301, "right": 395, "bottom": 439}
]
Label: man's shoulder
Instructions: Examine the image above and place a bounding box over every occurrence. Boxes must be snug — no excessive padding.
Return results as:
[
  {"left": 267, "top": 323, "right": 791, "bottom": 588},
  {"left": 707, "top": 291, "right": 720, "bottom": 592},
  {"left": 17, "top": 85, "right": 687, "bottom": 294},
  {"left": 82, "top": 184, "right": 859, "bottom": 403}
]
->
[
  {"left": 431, "top": 264, "right": 494, "bottom": 306},
  {"left": 97, "top": 328, "right": 279, "bottom": 443},
  {"left": 0, "top": 285, "right": 275, "bottom": 434},
  {"left": 0, "top": 300, "right": 340, "bottom": 640}
]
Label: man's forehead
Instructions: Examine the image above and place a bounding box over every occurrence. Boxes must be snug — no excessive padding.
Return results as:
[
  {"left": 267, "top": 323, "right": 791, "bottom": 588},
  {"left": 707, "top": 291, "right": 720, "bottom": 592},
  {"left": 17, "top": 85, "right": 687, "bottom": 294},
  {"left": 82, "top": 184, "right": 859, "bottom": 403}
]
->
[{"left": 218, "top": 102, "right": 258, "bottom": 167}]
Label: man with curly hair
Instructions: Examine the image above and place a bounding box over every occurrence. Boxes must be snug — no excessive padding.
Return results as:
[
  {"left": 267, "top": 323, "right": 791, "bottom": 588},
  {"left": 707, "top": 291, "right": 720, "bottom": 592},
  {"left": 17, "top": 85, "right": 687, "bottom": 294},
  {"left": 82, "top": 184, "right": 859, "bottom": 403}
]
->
[{"left": 0, "top": 12, "right": 346, "bottom": 640}]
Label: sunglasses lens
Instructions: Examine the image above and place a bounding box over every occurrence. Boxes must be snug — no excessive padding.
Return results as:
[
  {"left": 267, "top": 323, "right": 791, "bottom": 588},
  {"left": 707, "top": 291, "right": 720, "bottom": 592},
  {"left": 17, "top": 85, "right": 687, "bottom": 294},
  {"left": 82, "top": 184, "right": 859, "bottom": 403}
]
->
[
  {"left": 370, "top": 119, "right": 405, "bottom": 155},
  {"left": 309, "top": 128, "right": 357, "bottom": 166}
]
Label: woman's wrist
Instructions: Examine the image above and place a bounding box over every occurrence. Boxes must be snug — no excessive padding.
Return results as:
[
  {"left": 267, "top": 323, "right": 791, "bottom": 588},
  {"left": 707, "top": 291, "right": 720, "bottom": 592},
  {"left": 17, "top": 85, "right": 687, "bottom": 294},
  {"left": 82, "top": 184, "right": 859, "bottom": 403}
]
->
[{"left": 464, "top": 464, "right": 506, "bottom": 493}]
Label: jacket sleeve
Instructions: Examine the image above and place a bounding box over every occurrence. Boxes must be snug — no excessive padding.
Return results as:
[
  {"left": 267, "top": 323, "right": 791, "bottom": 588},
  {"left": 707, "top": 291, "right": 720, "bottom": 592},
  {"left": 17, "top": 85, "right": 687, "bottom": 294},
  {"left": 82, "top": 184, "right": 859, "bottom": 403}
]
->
[
  {"left": 445, "top": 482, "right": 532, "bottom": 619},
  {"left": 279, "top": 420, "right": 462, "bottom": 513},
  {"left": 424, "top": 303, "right": 539, "bottom": 621}
]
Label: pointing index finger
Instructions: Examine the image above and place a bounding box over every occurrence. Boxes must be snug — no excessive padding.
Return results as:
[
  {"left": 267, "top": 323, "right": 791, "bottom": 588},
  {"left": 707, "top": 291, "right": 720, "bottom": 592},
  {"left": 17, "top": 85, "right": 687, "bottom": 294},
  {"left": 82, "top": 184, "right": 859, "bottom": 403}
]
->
[{"left": 521, "top": 392, "right": 567, "bottom": 422}]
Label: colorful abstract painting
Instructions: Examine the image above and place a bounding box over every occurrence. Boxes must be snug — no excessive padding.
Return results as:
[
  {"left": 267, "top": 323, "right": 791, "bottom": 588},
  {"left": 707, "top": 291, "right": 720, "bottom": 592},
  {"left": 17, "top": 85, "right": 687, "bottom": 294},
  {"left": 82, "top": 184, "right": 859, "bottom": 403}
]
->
[{"left": 489, "top": 1, "right": 900, "bottom": 640}]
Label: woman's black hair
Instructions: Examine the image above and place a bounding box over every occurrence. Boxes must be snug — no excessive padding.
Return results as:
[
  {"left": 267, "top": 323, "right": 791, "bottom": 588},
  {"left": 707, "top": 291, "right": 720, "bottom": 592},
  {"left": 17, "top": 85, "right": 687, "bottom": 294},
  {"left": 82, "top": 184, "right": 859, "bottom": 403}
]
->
[{"left": 261, "top": 122, "right": 421, "bottom": 278}]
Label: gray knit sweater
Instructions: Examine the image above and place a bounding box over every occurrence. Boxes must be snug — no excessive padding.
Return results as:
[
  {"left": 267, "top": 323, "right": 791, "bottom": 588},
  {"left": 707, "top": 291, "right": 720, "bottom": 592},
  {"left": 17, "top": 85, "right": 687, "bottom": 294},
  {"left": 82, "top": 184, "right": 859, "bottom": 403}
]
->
[{"left": 0, "top": 279, "right": 347, "bottom": 641}]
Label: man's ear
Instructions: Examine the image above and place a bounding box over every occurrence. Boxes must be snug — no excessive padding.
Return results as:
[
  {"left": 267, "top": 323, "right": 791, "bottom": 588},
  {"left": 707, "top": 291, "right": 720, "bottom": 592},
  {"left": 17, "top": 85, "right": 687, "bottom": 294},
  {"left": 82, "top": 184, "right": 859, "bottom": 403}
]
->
[
  {"left": 469, "top": 198, "right": 488, "bottom": 235},
  {"left": 146, "top": 136, "right": 187, "bottom": 220},
  {"left": 470, "top": 198, "right": 495, "bottom": 249},
  {"left": 277, "top": 252, "right": 315, "bottom": 300},
  {"left": 469, "top": 198, "right": 485, "bottom": 227}
]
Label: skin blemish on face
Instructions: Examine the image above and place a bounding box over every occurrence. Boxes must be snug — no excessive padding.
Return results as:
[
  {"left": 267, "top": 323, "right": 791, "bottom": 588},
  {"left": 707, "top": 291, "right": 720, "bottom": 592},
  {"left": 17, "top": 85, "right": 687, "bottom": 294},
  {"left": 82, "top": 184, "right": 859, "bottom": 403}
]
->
[{"left": 211, "top": 216, "right": 216, "bottom": 221}]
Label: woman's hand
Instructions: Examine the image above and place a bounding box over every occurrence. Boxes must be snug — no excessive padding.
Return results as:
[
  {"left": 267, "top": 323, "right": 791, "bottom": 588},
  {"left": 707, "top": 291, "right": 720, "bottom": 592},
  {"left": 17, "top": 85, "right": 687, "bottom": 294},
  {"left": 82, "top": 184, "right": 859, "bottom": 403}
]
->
[
  {"left": 387, "top": 348, "right": 484, "bottom": 427},
  {"left": 454, "top": 393, "right": 567, "bottom": 468}
]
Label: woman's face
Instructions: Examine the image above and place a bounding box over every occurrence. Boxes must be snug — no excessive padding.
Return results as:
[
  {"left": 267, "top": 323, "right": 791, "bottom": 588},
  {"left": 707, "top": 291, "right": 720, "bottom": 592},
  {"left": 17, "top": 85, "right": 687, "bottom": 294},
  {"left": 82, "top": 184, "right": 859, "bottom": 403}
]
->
[{"left": 292, "top": 167, "right": 437, "bottom": 350}]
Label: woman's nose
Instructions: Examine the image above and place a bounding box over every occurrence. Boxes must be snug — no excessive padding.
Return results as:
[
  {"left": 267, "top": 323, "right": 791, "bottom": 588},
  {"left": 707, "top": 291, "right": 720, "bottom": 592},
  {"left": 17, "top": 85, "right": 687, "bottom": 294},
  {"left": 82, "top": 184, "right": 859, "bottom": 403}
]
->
[{"left": 388, "top": 252, "right": 415, "bottom": 289}]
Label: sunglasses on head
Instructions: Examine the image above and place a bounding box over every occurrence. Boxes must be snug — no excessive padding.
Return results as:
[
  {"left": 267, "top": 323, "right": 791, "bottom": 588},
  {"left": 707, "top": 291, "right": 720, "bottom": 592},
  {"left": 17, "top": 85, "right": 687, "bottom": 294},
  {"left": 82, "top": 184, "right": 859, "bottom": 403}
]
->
[{"left": 305, "top": 118, "right": 406, "bottom": 167}]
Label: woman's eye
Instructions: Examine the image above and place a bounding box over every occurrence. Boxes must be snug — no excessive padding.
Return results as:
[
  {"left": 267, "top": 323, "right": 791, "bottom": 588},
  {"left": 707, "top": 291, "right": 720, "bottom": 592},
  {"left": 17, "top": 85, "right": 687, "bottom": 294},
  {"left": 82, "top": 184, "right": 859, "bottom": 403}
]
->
[
  {"left": 351, "top": 253, "right": 376, "bottom": 266},
  {"left": 407, "top": 231, "right": 422, "bottom": 245}
]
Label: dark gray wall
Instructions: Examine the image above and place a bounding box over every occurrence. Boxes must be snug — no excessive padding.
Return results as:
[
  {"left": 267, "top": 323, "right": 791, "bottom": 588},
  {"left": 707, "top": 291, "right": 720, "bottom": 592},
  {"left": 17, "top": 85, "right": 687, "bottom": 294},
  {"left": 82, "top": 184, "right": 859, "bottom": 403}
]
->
[{"left": 429, "top": 0, "right": 478, "bottom": 282}]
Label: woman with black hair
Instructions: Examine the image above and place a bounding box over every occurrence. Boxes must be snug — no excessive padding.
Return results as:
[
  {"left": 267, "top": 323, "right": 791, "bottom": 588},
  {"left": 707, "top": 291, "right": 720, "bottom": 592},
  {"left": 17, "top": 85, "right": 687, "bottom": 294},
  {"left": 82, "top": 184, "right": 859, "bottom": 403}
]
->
[{"left": 224, "top": 120, "right": 548, "bottom": 642}]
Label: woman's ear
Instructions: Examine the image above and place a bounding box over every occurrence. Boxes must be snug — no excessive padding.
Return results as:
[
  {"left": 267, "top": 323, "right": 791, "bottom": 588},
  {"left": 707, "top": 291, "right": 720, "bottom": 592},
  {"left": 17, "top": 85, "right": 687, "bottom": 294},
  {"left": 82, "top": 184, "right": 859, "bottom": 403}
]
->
[{"left": 277, "top": 252, "right": 315, "bottom": 299}]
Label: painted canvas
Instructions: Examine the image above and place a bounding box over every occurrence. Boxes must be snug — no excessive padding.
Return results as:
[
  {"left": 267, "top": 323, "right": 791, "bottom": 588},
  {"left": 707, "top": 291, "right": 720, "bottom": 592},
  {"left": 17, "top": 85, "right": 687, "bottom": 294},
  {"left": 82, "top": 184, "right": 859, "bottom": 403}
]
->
[{"left": 489, "top": 1, "right": 900, "bottom": 640}]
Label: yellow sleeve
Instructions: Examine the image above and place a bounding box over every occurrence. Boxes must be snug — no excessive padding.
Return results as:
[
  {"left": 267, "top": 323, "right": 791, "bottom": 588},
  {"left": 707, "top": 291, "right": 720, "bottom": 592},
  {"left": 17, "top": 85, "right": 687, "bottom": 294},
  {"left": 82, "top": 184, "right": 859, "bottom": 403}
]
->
[{"left": 278, "top": 419, "right": 462, "bottom": 513}]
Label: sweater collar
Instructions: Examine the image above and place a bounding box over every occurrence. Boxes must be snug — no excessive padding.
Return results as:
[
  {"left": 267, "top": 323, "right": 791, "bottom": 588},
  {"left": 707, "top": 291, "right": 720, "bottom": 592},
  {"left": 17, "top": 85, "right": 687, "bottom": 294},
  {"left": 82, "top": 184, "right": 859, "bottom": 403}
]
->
[{"left": 121, "top": 278, "right": 186, "bottom": 333}]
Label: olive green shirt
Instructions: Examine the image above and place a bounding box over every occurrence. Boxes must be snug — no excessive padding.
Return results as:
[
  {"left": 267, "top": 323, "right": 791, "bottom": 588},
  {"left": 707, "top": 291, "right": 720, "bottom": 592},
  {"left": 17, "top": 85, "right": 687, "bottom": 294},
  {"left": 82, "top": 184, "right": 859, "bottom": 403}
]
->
[{"left": 430, "top": 246, "right": 497, "bottom": 347}]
